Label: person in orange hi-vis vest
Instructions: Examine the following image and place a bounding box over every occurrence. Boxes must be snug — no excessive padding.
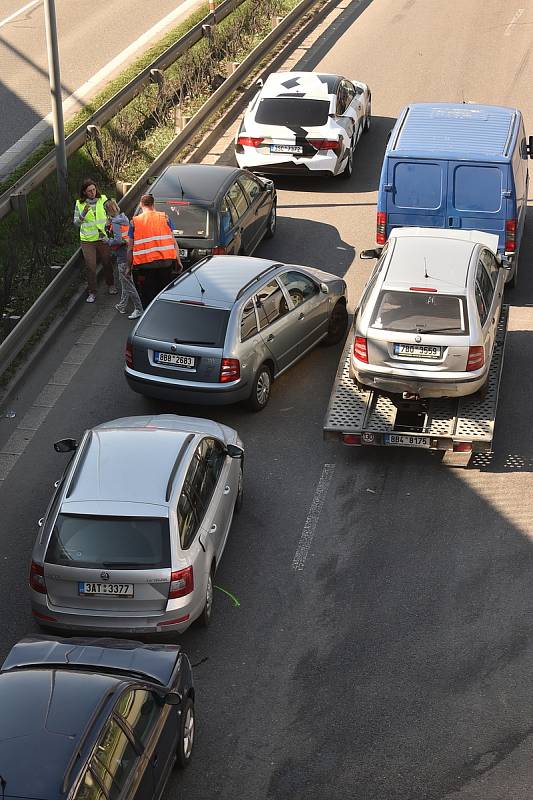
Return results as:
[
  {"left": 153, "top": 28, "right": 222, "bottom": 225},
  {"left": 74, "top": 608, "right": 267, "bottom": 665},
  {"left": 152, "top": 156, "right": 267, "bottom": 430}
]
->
[{"left": 127, "top": 193, "right": 183, "bottom": 305}]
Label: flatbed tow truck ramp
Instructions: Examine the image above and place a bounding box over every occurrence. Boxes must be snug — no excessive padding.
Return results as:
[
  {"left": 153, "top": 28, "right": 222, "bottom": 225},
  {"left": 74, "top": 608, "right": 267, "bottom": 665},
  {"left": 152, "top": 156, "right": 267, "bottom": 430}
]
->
[{"left": 323, "top": 306, "right": 508, "bottom": 467}]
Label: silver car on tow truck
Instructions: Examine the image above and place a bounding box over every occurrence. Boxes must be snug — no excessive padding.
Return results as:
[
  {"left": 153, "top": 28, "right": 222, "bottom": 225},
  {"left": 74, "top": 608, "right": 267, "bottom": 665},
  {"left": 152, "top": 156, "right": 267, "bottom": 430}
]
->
[{"left": 350, "top": 228, "right": 507, "bottom": 399}]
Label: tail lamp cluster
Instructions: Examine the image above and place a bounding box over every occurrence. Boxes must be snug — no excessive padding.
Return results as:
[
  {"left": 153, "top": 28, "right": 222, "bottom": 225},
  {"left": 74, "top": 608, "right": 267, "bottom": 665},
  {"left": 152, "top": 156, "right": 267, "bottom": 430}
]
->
[
  {"left": 169, "top": 567, "right": 194, "bottom": 598},
  {"left": 219, "top": 358, "right": 240, "bottom": 382},
  {"left": 353, "top": 336, "right": 368, "bottom": 363},
  {"left": 466, "top": 346, "right": 484, "bottom": 372},
  {"left": 505, "top": 218, "right": 517, "bottom": 252}
]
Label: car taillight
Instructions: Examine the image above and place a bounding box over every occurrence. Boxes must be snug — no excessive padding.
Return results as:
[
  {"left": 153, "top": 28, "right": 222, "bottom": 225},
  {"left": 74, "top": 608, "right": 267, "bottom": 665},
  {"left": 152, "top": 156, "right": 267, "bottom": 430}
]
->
[
  {"left": 466, "top": 346, "right": 484, "bottom": 371},
  {"left": 505, "top": 218, "right": 517, "bottom": 252},
  {"left": 219, "top": 358, "right": 240, "bottom": 382},
  {"left": 453, "top": 442, "right": 473, "bottom": 453},
  {"left": 169, "top": 567, "right": 194, "bottom": 599},
  {"left": 308, "top": 138, "right": 341, "bottom": 152},
  {"left": 376, "top": 211, "right": 387, "bottom": 245},
  {"left": 353, "top": 336, "right": 368, "bottom": 363},
  {"left": 30, "top": 562, "right": 47, "bottom": 594},
  {"left": 212, "top": 246, "right": 227, "bottom": 255},
  {"left": 343, "top": 434, "right": 362, "bottom": 445},
  {"left": 237, "top": 136, "right": 264, "bottom": 147},
  {"left": 125, "top": 343, "right": 133, "bottom": 367}
]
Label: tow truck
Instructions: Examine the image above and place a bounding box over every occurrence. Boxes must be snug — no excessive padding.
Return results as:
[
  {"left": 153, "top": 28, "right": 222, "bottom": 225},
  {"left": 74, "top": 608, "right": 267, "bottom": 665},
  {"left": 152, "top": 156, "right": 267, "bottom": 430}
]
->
[{"left": 323, "top": 306, "right": 508, "bottom": 467}]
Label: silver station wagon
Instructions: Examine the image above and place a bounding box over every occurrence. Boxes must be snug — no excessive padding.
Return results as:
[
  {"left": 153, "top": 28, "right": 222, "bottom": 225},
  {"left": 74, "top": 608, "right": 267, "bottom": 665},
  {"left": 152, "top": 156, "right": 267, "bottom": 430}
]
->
[
  {"left": 125, "top": 255, "right": 348, "bottom": 410},
  {"left": 350, "top": 228, "right": 507, "bottom": 399},
  {"left": 30, "top": 415, "right": 244, "bottom": 634}
]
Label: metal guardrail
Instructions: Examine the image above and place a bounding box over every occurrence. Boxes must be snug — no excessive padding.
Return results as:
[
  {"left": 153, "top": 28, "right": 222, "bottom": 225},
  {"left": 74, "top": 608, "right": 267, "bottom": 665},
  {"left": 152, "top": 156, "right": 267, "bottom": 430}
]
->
[
  {"left": 0, "top": 0, "right": 321, "bottom": 379},
  {"left": 0, "top": 0, "right": 244, "bottom": 221}
]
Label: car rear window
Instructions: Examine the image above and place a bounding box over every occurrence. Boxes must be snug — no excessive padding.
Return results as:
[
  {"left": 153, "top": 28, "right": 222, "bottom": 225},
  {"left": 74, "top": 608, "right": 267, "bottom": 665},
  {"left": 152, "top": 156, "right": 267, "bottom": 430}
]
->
[
  {"left": 155, "top": 201, "right": 210, "bottom": 238},
  {"left": 255, "top": 98, "right": 330, "bottom": 127},
  {"left": 46, "top": 515, "right": 171, "bottom": 569},
  {"left": 452, "top": 165, "right": 503, "bottom": 213},
  {"left": 371, "top": 291, "right": 468, "bottom": 335},
  {"left": 136, "top": 299, "right": 230, "bottom": 346}
]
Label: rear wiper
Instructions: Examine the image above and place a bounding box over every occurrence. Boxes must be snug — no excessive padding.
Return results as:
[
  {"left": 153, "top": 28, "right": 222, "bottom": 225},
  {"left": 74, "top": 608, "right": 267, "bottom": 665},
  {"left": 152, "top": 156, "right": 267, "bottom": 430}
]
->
[
  {"left": 415, "top": 326, "right": 464, "bottom": 333},
  {"left": 173, "top": 338, "right": 215, "bottom": 345}
]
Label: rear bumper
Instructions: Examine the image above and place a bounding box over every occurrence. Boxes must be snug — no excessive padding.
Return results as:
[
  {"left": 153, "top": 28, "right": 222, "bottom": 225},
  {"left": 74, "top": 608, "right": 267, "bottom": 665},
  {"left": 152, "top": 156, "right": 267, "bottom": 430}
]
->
[
  {"left": 350, "top": 358, "right": 487, "bottom": 398},
  {"left": 125, "top": 366, "right": 250, "bottom": 405},
  {"left": 235, "top": 151, "right": 339, "bottom": 176}
]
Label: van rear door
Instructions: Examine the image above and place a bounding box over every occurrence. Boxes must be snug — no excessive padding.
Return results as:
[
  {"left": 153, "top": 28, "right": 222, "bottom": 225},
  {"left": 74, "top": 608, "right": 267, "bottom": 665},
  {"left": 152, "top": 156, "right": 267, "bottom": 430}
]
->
[
  {"left": 446, "top": 162, "right": 510, "bottom": 250},
  {"left": 386, "top": 158, "right": 448, "bottom": 231}
]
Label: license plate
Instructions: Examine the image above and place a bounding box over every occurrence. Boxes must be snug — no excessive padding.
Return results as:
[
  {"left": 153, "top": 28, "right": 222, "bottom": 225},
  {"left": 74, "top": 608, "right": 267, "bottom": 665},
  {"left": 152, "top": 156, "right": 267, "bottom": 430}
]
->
[
  {"left": 79, "top": 582, "right": 134, "bottom": 597},
  {"left": 394, "top": 343, "right": 442, "bottom": 359},
  {"left": 179, "top": 249, "right": 188, "bottom": 257},
  {"left": 384, "top": 434, "right": 430, "bottom": 448},
  {"left": 270, "top": 144, "right": 303, "bottom": 154},
  {"left": 155, "top": 352, "right": 195, "bottom": 368}
]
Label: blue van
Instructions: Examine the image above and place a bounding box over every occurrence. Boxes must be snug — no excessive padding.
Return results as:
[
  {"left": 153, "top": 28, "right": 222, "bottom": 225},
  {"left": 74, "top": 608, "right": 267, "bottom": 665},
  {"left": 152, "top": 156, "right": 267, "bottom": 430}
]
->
[{"left": 376, "top": 103, "right": 532, "bottom": 286}]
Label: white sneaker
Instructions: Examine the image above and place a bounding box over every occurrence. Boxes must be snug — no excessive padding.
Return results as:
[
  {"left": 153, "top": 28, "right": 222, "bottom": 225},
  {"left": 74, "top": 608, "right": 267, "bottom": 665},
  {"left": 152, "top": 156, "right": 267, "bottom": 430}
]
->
[
  {"left": 86, "top": 293, "right": 96, "bottom": 303},
  {"left": 128, "top": 309, "right": 142, "bottom": 319},
  {"left": 115, "top": 304, "right": 127, "bottom": 314},
  {"left": 108, "top": 286, "right": 118, "bottom": 295}
]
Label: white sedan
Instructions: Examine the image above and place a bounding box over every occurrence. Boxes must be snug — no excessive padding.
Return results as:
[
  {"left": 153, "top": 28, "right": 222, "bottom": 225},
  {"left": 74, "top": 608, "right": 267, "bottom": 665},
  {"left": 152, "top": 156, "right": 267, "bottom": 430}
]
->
[{"left": 234, "top": 71, "right": 371, "bottom": 179}]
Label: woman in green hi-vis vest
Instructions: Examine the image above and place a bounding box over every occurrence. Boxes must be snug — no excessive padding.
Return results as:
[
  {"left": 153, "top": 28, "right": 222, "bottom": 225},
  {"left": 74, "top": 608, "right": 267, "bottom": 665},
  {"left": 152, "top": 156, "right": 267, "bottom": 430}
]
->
[{"left": 74, "top": 178, "right": 117, "bottom": 303}]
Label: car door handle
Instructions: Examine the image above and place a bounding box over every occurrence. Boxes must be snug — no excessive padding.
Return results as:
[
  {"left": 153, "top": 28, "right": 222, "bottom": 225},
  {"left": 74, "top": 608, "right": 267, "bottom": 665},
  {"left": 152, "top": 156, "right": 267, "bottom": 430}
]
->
[
  {"left": 151, "top": 753, "right": 158, "bottom": 767},
  {"left": 38, "top": 518, "right": 44, "bottom": 527},
  {"left": 492, "top": 317, "right": 495, "bottom": 324},
  {"left": 224, "top": 485, "right": 231, "bottom": 494},
  {"left": 267, "top": 334, "right": 275, "bottom": 342},
  {"left": 210, "top": 524, "right": 217, "bottom": 533},
  {"left": 298, "top": 312, "right": 305, "bottom": 320}
]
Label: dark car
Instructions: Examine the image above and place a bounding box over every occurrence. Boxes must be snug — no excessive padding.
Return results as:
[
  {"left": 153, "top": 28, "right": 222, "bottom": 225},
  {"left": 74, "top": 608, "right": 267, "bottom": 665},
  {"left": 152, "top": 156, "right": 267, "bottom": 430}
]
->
[
  {"left": 146, "top": 164, "right": 277, "bottom": 270},
  {"left": 0, "top": 635, "right": 195, "bottom": 800}
]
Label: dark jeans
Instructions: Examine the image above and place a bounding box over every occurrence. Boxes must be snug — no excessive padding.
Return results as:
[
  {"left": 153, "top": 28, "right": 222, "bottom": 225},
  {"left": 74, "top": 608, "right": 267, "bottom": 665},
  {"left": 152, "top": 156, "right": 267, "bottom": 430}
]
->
[{"left": 134, "top": 259, "right": 177, "bottom": 305}]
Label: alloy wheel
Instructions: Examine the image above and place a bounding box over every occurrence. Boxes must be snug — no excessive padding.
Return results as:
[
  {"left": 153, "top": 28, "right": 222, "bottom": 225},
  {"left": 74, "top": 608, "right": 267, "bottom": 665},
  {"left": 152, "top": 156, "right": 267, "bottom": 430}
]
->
[
  {"left": 256, "top": 370, "right": 271, "bottom": 406},
  {"left": 182, "top": 705, "right": 195, "bottom": 760}
]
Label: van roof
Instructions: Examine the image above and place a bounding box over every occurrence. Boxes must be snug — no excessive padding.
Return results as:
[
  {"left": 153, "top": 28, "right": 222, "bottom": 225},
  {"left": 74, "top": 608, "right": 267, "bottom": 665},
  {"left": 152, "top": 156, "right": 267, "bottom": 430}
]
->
[{"left": 390, "top": 103, "right": 520, "bottom": 161}]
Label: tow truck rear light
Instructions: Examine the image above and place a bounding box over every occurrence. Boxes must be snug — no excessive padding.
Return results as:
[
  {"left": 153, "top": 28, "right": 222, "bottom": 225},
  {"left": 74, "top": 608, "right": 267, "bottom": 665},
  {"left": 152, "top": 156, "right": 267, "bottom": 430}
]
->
[
  {"left": 308, "top": 138, "right": 341, "bottom": 152},
  {"left": 353, "top": 336, "right": 368, "bottom": 363},
  {"left": 376, "top": 211, "right": 387, "bottom": 245},
  {"left": 237, "top": 136, "right": 264, "bottom": 147},
  {"left": 30, "top": 562, "right": 47, "bottom": 594},
  {"left": 169, "top": 567, "right": 194, "bottom": 599},
  {"left": 410, "top": 287, "right": 437, "bottom": 292},
  {"left": 505, "top": 218, "right": 517, "bottom": 252},
  {"left": 219, "top": 358, "right": 240, "bottom": 382},
  {"left": 453, "top": 442, "right": 472, "bottom": 453},
  {"left": 212, "top": 246, "right": 227, "bottom": 255},
  {"left": 125, "top": 343, "right": 133, "bottom": 367},
  {"left": 466, "top": 346, "right": 484, "bottom": 371},
  {"left": 342, "top": 434, "right": 362, "bottom": 445}
]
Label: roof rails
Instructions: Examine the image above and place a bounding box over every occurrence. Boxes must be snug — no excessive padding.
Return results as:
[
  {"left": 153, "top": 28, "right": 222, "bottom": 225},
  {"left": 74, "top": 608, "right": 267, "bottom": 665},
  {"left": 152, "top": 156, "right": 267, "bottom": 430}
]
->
[
  {"left": 65, "top": 432, "right": 92, "bottom": 499},
  {"left": 165, "top": 434, "right": 194, "bottom": 501},
  {"left": 236, "top": 263, "right": 284, "bottom": 300}
]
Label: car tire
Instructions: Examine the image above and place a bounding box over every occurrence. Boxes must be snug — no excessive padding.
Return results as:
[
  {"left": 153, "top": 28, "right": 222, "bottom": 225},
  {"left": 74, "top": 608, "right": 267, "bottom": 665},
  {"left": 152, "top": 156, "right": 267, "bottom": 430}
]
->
[
  {"left": 323, "top": 301, "right": 348, "bottom": 345},
  {"left": 198, "top": 564, "right": 214, "bottom": 628},
  {"left": 264, "top": 203, "right": 276, "bottom": 239},
  {"left": 175, "top": 697, "right": 195, "bottom": 769},
  {"left": 363, "top": 107, "right": 371, "bottom": 133},
  {"left": 247, "top": 363, "right": 272, "bottom": 411},
  {"left": 234, "top": 466, "right": 244, "bottom": 513},
  {"left": 508, "top": 255, "right": 519, "bottom": 289},
  {"left": 340, "top": 137, "right": 354, "bottom": 179}
]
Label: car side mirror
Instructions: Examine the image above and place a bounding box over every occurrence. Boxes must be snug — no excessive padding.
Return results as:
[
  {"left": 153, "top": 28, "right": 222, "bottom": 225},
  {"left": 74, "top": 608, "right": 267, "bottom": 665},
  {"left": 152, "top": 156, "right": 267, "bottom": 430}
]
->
[
  {"left": 163, "top": 691, "right": 182, "bottom": 706},
  {"left": 226, "top": 444, "right": 244, "bottom": 459},
  {"left": 54, "top": 438, "right": 78, "bottom": 453},
  {"left": 320, "top": 283, "right": 329, "bottom": 294},
  {"left": 360, "top": 248, "right": 382, "bottom": 260},
  {"left": 255, "top": 78, "right": 263, "bottom": 88},
  {"left": 527, "top": 135, "right": 533, "bottom": 158},
  {"left": 146, "top": 176, "right": 158, "bottom": 185}
]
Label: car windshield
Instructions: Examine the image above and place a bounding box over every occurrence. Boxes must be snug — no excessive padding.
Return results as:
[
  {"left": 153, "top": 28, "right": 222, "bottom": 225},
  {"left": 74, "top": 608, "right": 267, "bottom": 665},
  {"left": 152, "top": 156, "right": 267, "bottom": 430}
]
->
[
  {"left": 46, "top": 515, "right": 171, "bottom": 569},
  {"left": 136, "top": 299, "right": 230, "bottom": 346},
  {"left": 370, "top": 291, "right": 468, "bottom": 335},
  {"left": 155, "top": 201, "right": 210, "bottom": 238},
  {"left": 255, "top": 98, "right": 330, "bottom": 127}
]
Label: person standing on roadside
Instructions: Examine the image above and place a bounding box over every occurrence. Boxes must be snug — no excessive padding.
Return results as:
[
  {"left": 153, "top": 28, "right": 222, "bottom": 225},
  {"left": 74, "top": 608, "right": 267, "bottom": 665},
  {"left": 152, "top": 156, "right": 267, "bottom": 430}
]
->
[
  {"left": 74, "top": 178, "right": 117, "bottom": 303},
  {"left": 104, "top": 199, "right": 143, "bottom": 320},
  {"left": 127, "top": 193, "right": 182, "bottom": 305}
]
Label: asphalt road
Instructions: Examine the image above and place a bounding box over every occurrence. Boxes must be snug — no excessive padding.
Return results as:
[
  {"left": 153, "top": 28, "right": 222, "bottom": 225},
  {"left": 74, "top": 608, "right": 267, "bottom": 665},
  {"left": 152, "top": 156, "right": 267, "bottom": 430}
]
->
[
  {"left": 0, "top": 0, "right": 202, "bottom": 166},
  {"left": 2, "top": 0, "right": 533, "bottom": 798}
]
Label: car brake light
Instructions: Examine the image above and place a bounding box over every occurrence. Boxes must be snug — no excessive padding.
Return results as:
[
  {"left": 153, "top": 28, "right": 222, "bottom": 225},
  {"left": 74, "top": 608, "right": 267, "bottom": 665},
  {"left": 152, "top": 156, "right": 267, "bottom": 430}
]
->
[
  {"left": 166, "top": 200, "right": 190, "bottom": 205},
  {"left": 308, "top": 138, "right": 341, "bottom": 152},
  {"left": 343, "top": 434, "right": 362, "bottom": 445},
  {"left": 212, "top": 246, "right": 227, "bottom": 255},
  {"left": 125, "top": 343, "right": 133, "bottom": 367},
  {"left": 219, "top": 358, "right": 240, "bottom": 382},
  {"left": 237, "top": 136, "right": 264, "bottom": 147},
  {"left": 505, "top": 218, "right": 517, "bottom": 252},
  {"left": 30, "top": 562, "right": 47, "bottom": 594},
  {"left": 466, "top": 346, "right": 484, "bottom": 371},
  {"left": 353, "top": 336, "right": 368, "bottom": 363},
  {"left": 410, "top": 287, "right": 437, "bottom": 292},
  {"left": 376, "top": 211, "right": 387, "bottom": 245},
  {"left": 169, "top": 567, "right": 194, "bottom": 599}
]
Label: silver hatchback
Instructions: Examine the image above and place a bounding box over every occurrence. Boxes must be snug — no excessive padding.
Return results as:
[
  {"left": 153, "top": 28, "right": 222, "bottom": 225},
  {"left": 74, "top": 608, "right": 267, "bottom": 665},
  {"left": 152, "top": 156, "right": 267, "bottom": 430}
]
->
[
  {"left": 30, "top": 415, "right": 244, "bottom": 634},
  {"left": 350, "top": 228, "right": 507, "bottom": 398},
  {"left": 125, "top": 255, "right": 348, "bottom": 410}
]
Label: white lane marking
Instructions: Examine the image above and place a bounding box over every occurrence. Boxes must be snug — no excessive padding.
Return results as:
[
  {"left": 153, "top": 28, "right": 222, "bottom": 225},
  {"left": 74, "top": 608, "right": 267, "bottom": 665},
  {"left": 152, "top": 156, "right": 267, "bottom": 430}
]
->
[
  {"left": 291, "top": 464, "right": 336, "bottom": 571},
  {"left": 0, "top": 0, "right": 40, "bottom": 30},
  {"left": 504, "top": 8, "right": 524, "bottom": 35}
]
